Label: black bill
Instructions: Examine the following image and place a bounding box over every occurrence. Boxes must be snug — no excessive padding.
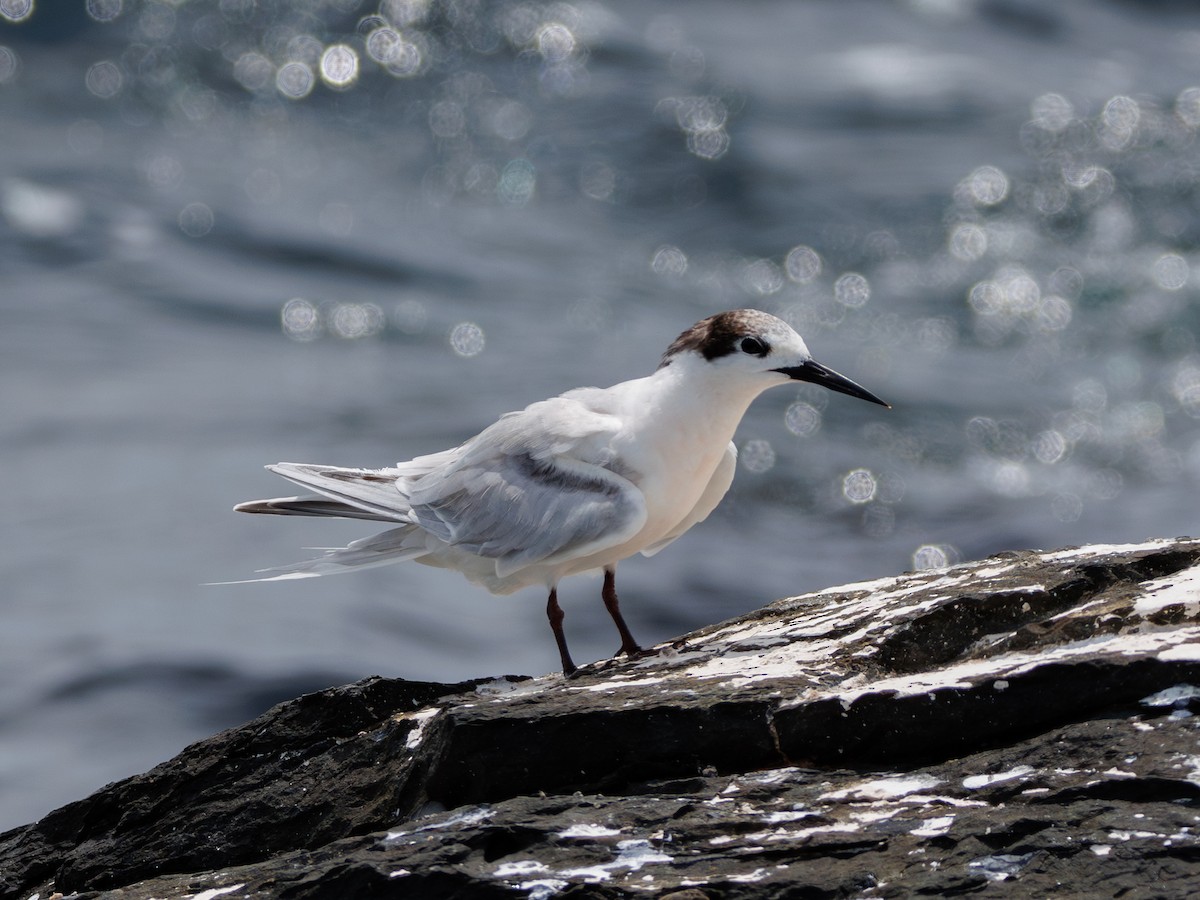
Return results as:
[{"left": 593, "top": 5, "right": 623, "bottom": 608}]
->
[{"left": 774, "top": 360, "right": 890, "bottom": 408}]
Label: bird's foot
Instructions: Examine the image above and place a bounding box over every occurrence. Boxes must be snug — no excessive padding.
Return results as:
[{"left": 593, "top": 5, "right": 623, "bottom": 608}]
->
[{"left": 613, "top": 643, "right": 661, "bottom": 662}]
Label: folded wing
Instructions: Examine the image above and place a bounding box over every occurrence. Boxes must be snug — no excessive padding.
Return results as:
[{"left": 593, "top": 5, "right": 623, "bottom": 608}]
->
[
  {"left": 406, "top": 398, "right": 648, "bottom": 578},
  {"left": 236, "top": 396, "right": 649, "bottom": 583}
]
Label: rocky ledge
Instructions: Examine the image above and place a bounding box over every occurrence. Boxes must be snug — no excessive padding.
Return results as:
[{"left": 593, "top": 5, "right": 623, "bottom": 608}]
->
[{"left": 4, "top": 538, "right": 1200, "bottom": 898}]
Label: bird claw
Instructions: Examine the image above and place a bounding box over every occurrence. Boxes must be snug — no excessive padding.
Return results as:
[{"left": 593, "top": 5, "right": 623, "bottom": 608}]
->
[{"left": 614, "top": 644, "right": 659, "bottom": 661}]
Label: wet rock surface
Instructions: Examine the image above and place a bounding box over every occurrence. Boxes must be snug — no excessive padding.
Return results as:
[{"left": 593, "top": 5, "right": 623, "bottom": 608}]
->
[{"left": 3, "top": 538, "right": 1199, "bottom": 898}]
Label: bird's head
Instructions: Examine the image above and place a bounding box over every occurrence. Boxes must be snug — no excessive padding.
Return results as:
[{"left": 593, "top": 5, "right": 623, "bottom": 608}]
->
[{"left": 658, "top": 309, "right": 890, "bottom": 408}]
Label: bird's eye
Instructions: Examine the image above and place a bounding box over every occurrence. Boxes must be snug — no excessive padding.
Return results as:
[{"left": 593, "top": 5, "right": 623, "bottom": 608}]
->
[{"left": 740, "top": 337, "right": 768, "bottom": 356}]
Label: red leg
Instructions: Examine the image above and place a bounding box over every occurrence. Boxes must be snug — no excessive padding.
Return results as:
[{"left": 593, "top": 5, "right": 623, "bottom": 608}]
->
[
  {"left": 601, "top": 568, "right": 644, "bottom": 658},
  {"left": 546, "top": 587, "right": 577, "bottom": 676}
]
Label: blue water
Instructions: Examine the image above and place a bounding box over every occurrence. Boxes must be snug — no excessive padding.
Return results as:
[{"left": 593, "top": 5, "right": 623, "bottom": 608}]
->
[{"left": 5, "top": 0, "right": 1200, "bottom": 830}]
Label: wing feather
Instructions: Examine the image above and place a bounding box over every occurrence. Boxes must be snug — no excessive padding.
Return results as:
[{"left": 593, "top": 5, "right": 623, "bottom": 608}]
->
[
  {"left": 263, "top": 462, "right": 413, "bottom": 521},
  {"left": 405, "top": 397, "right": 647, "bottom": 576}
]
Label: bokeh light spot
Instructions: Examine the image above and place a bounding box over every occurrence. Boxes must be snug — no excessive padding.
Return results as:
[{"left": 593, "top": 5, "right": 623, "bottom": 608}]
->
[
  {"left": 86, "top": 0, "right": 121, "bottom": 23},
  {"left": 784, "top": 245, "right": 822, "bottom": 283},
  {"left": 949, "top": 222, "right": 987, "bottom": 261},
  {"left": 144, "top": 153, "right": 183, "bottom": 190},
  {"left": 1032, "top": 430, "right": 1068, "bottom": 465},
  {"left": 178, "top": 202, "right": 214, "bottom": 237},
  {"left": 1048, "top": 266, "right": 1083, "bottom": 299},
  {"left": 330, "top": 303, "right": 384, "bottom": 339},
  {"left": 85, "top": 60, "right": 123, "bottom": 99},
  {"left": 1087, "top": 468, "right": 1123, "bottom": 501},
  {"left": 913, "top": 544, "right": 958, "bottom": 570},
  {"left": 449, "top": 322, "right": 485, "bottom": 357},
  {"left": 1176, "top": 86, "right": 1200, "bottom": 129},
  {"left": 366, "top": 27, "right": 402, "bottom": 64},
  {"left": 1036, "top": 295, "right": 1073, "bottom": 332},
  {"left": 488, "top": 100, "right": 533, "bottom": 142},
  {"left": 914, "top": 317, "right": 957, "bottom": 354},
  {"left": 276, "top": 62, "right": 314, "bottom": 100},
  {"left": 579, "top": 161, "right": 616, "bottom": 201},
  {"left": 536, "top": 23, "right": 576, "bottom": 62},
  {"left": 842, "top": 468, "right": 877, "bottom": 504},
  {"left": 320, "top": 44, "right": 359, "bottom": 89},
  {"left": 834, "top": 272, "right": 870, "bottom": 308},
  {"left": 1100, "top": 95, "right": 1140, "bottom": 150},
  {"left": 740, "top": 439, "right": 776, "bottom": 474},
  {"left": 784, "top": 401, "right": 821, "bottom": 436},
  {"left": 651, "top": 244, "right": 687, "bottom": 276},
  {"left": 1171, "top": 361, "right": 1200, "bottom": 417},
  {"left": 0, "top": 0, "right": 32, "bottom": 24},
  {"left": 428, "top": 101, "right": 465, "bottom": 139},
  {"left": 687, "top": 128, "right": 729, "bottom": 161},
  {"left": 962, "top": 165, "right": 1009, "bottom": 206},
  {"left": 1152, "top": 253, "right": 1189, "bottom": 291},
  {"left": 0, "top": 46, "right": 18, "bottom": 84},
  {"left": 989, "top": 460, "right": 1030, "bottom": 497},
  {"left": 281, "top": 298, "right": 322, "bottom": 341},
  {"left": 496, "top": 159, "right": 536, "bottom": 206},
  {"left": 233, "top": 52, "right": 274, "bottom": 92},
  {"left": 381, "top": 0, "right": 430, "bottom": 28},
  {"left": 385, "top": 41, "right": 422, "bottom": 77},
  {"left": 667, "top": 95, "right": 731, "bottom": 161},
  {"left": 744, "top": 258, "right": 783, "bottom": 295},
  {"left": 138, "top": 3, "right": 175, "bottom": 40},
  {"left": 1030, "top": 92, "right": 1073, "bottom": 132},
  {"left": 287, "top": 35, "right": 323, "bottom": 65}
]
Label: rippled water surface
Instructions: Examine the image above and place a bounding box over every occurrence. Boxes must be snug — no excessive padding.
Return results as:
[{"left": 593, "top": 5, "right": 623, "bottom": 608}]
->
[{"left": 5, "top": 0, "right": 1200, "bottom": 829}]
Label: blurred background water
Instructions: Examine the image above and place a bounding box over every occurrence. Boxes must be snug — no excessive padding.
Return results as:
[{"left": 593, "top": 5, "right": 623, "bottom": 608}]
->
[{"left": 4, "top": 0, "right": 1200, "bottom": 830}]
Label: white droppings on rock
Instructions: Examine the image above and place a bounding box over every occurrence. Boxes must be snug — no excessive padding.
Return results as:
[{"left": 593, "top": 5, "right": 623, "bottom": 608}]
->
[
  {"left": 1041, "top": 539, "right": 1176, "bottom": 561},
  {"left": 409, "top": 804, "right": 492, "bottom": 834},
  {"left": 401, "top": 707, "right": 442, "bottom": 750},
  {"left": 968, "top": 852, "right": 1035, "bottom": 882},
  {"left": 962, "top": 765, "right": 1034, "bottom": 790},
  {"left": 556, "top": 839, "right": 672, "bottom": 882},
  {"left": 911, "top": 814, "right": 955, "bottom": 837},
  {"left": 1141, "top": 684, "right": 1200, "bottom": 707},
  {"left": 188, "top": 887, "right": 246, "bottom": 900},
  {"left": 520, "top": 879, "right": 570, "bottom": 900},
  {"left": 493, "top": 859, "right": 550, "bottom": 878},
  {"left": 1134, "top": 563, "right": 1200, "bottom": 617},
  {"left": 820, "top": 773, "right": 942, "bottom": 801},
  {"left": 568, "top": 676, "right": 670, "bottom": 693},
  {"left": 761, "top": 809, "right": 820, "bottom": 824}
]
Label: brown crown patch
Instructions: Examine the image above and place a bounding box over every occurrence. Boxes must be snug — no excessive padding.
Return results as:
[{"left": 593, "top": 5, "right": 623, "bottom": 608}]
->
[{"left": 658, "top": 309, "right": 777, "bottom": 368}]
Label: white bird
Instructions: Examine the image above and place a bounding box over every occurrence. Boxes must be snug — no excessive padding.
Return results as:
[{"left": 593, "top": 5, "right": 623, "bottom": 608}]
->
[{"left": 233, "top": 309, "right": 888, "bottom": 675}]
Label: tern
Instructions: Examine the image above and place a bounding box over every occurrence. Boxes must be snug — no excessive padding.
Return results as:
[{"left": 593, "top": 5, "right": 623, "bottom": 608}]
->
[{"left": 233, "top": 309, "right": 888, "bottom": 675}]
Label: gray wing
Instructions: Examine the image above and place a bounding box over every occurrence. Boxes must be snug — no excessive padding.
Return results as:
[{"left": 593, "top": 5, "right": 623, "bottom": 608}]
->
[
  {"left": 639, "top": 441, "right": 737, "bottom": 558},
  {"left": 237, "top": 449, "right": 464, "bottom": 522},
  {"left": 244, "top": 463, "right": 415, "bottom": 521},
  {"left": 405, "top": 398, "right": 648, "bottom": 579}
]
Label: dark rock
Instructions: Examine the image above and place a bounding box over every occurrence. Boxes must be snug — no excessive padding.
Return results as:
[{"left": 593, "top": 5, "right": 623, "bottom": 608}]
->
[{"left": 3, "top": 538, "right": 1199, "bottom": 898}]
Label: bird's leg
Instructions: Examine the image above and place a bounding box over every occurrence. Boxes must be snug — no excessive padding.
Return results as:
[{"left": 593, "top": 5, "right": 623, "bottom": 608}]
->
[
  {"left": 546, "top": 587, "right": 577, "bottom": 676},
  {"left": 601, "top": 568, "right": 645, "bottom": 659}
]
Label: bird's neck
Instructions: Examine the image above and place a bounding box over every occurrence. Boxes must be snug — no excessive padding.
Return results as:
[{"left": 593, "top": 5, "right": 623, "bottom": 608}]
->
[{"left": 634, "top": 359, "right": 769, "bottom": 450}]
